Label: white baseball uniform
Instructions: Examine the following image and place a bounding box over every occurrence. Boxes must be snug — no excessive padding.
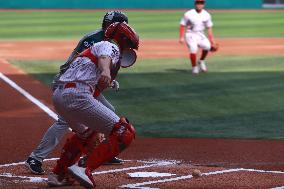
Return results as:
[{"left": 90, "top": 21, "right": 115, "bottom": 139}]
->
[
  {"left": 53, "top": 41, "right": 120, "bottom": 136},
  {"left": 180, "top": 9, "right": 213, "bottom": 53}
]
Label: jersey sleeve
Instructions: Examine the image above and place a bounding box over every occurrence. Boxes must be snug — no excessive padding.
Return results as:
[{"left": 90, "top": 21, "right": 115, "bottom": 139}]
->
[
  {"left": 92, "top": 41, "right": 120, "bottom": 65},
  {"left": 205, "top": 14, "right": 213, "bottom": 28},
  {"left": 180, "top": 13, "right": 188, "bottom": 26},
  {"left": 73, "top": 33, "right": 90, "bottom": 54}
]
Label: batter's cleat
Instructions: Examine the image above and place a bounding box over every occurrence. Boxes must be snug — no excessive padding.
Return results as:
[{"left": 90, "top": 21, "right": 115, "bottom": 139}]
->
[
  {"left": 47, "top": 172, "right": 75, "bottom": 187},
  {"left": 68, "top": 165, "right": 95, "bottom": 189},
  {"left": 103, "top": 157, "right": 123, "bottom": 165},
  {"left": 198, "top": 60, "right": 208, "bottom": 72},
  {"left": 25, "top": 157, "right": 45, "bottom": 175},
  {"left": 192, "top": 66, "right": 200, "bottom": 75}
]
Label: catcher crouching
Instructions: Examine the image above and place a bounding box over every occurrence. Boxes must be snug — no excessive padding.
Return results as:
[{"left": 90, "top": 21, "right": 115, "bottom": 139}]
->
[{"left": 47, "top": 22, "right": 139, "bottom": 188}]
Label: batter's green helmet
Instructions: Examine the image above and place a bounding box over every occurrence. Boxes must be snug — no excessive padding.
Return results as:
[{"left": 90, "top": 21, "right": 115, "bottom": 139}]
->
[{"left": 102, "top": 11, "right": 128, "bottom": 30}]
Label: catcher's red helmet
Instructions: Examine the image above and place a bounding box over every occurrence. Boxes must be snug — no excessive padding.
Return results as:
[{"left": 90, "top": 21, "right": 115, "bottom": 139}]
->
[
  {"left": 104, "top": 22, "right": 139, "bottom": 50},
  {"left": 195, "top": 0, "right": 205, "bottom": 3}
]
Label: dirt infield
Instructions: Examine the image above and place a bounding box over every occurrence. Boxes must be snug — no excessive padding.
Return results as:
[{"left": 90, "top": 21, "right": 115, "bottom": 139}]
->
[
  {"left": 1, "top": 38, "right": 284, "bottom": 61},
  {"left": 0, "top": 37, "right": 284, "bottom": 188},
  {"left": 1, "top": 159, "right": 284, "bottom": 189}
]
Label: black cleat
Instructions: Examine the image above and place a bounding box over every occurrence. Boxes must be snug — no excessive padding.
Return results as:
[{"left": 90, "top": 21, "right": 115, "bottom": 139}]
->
[
  {"left": 25, "top": 157, "right": 45, "bottom": 175},
  {"left": 103, "top": 157, "right": 123, "bottom": 165}
]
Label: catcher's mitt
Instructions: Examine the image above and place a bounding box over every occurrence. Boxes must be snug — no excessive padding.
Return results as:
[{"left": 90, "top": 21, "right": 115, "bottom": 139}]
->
[{"left": 210, "top": 43, "right": 219, "bottom": 52}]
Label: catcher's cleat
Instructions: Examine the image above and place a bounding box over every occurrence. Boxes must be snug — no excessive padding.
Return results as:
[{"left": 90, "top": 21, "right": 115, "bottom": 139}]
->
[
  {"left": 47, "top": 172, "right": 75, "bottom": 187},
  {"left": 25, "top": 157, "right": 45, "bottom": 175},
  {"left": 198, "top": 60, "right": 208, "bottom": 72},
  {"left": 103, "top": 157, "right": 123, "bottom": 165},
  {"left": 192, "top": 66, "right": 200, "bottom": 75},
  {"left": 68, "top": 165, "right": 95, "bottom": 189}
]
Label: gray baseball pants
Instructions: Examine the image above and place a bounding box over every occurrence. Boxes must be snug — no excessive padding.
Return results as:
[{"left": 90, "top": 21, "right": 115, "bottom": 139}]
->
[{"left": 30, "top": 90, "right": 116, "bottom": 162}]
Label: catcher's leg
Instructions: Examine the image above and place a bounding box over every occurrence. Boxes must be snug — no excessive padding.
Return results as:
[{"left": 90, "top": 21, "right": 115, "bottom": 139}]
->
[
  {"left": 52, "top": 134, "right": 84, "bottom": 176},
  {"left": 86, "top": 117, "right": 135, "bottom": 169},
  {"left": 68, "top": 117, "right": 135, "bottom": 188},
  {"left": 52, "top": 129, "right": 95, "bottom": 176}
]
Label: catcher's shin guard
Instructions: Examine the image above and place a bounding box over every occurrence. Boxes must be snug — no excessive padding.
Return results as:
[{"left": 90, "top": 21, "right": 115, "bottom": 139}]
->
[
  {"left": 85, "top": 117, "right": 135, "bottom": 171},
  {"left": 52, "top": 134, "right": 88, "bottom": 176}
]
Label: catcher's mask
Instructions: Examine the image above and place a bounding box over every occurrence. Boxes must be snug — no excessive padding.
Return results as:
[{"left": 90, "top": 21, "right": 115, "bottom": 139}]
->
[{"left": 105, "top": 22, "right": 139, "bottom": 68}]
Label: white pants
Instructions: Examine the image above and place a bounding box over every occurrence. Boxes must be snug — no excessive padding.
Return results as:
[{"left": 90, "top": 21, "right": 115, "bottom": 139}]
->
[{"left": 185, "top": 31, "right": 211, "bottom": 54}]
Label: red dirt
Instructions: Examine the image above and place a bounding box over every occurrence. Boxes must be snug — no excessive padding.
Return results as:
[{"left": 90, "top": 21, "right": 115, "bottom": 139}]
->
[
  {"left": 1, "top": 38, "right": 284, "bottom": 61},
  {"left": 0, "top": 37, "right": 284, "bottom": 188},
  {"left": 1, "top": 160, "right": 284, "bottom": 189}
]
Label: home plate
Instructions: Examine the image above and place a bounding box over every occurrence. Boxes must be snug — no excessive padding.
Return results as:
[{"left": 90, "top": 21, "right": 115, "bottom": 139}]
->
[{"left": 128, "top": 172, "right": 176, "bottom": 178}]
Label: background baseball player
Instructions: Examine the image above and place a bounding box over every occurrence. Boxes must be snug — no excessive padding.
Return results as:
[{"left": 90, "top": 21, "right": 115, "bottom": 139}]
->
[
  {"left": 179, "top": 0, "right": 218, "bottom": 74},
  {"left": 47, "top": 22, "right": 139, "bottom": 188},
  {"left": 25, "top": 11, "right": 128, "bottom": 175}
]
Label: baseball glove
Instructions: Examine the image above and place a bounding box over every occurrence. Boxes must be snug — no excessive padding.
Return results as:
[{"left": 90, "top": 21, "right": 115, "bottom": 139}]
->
[{"left": 210, "top": 43, "right": 219, "bottom": 52}]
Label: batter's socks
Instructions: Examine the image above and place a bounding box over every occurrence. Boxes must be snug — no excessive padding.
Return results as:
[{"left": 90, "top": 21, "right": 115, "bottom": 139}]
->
[
  {"left": 190, "top": 53, "right": 197, "bottom": 67},
  {"left": 200, "top": 50, "right": 209, "bottom": 61}
]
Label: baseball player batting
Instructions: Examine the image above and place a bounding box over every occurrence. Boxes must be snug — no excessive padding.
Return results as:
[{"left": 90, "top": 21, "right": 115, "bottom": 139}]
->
[
  {"left": 25, "top": 11, "right": 128, "bottom": 175},
  {"left": 47, "top": 22, "right": 139, "bottom": 188},
  {"left": 179, "top": 0, "right": 219, "bottom": 74}
]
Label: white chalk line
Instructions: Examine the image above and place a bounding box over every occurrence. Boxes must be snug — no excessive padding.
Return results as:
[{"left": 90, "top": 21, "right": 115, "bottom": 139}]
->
[
  {"left": 92, "top": 161, "right": 175, "bottom": 175},
  {"left": 120, "top": 168, "right": 284, "bottom": 189},
  {"left": 1, "top": 61, "right": 284, "bottom": 188},
  {"left": 0, "top": 159, "right": 175, "bottom": 183},
  {"left": 0, "top": 158, "right": 59, "bottom": 168},
  {"left": 1, "top": 158, "right": 284, "bottom": 187},
  {"left": 0, "top": 72, "right": 58, "bottom": 120},
  {"left": 271, "top": 186, "right": 284, "bottom": 189},
  {"left": 0, "top": 173, "right": 47, "bottom": 183}
]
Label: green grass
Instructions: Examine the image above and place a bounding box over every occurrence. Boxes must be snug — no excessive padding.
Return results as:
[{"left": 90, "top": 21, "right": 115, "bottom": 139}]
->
[
  {"left": 0, "top": 11, "right": 284, "bottom": 39},
  {"left": 11, "top": 56, "right": 284, "bottom": 139}
]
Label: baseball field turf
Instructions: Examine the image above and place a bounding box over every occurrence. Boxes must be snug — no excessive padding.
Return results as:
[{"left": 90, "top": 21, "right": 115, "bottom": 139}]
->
[
  {"left": 0, "top": 11, "right": 284, "bottom": 39},
  {"left": 3, "top": 10, "right": 284, "bottom": 139}
]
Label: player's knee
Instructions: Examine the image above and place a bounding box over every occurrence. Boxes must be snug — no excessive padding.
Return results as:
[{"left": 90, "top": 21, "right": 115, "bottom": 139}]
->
[
  {"left": 189, "top": 46, "right": 198, "bottom": 54},
  {"left": 112, "top": 117, "right": 136, "bottom": 151},
  {"left": 203, "top": 45, "right": 211, "bottom": 51},
  {"left": 63, "top": 134, "right": 85, "bottom": 154},
  {"left": 201, "top": 41, "right": 211, "bottom": 51}
]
